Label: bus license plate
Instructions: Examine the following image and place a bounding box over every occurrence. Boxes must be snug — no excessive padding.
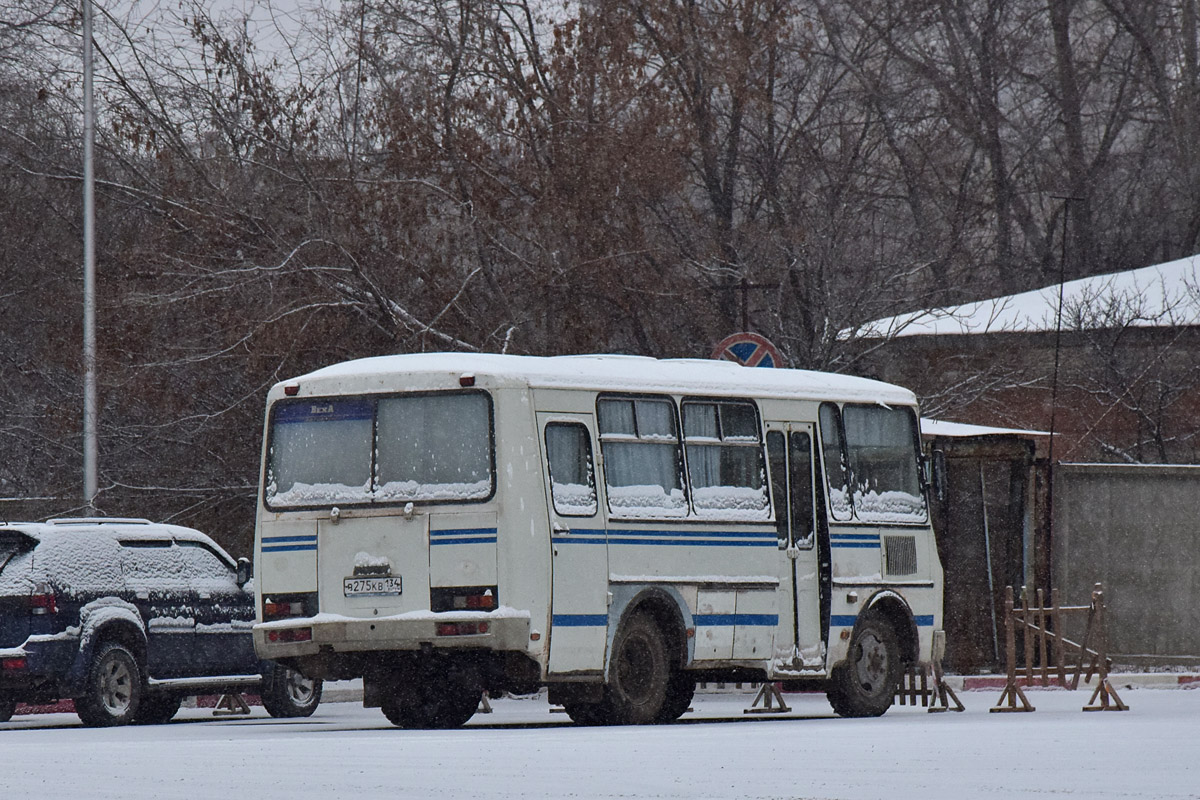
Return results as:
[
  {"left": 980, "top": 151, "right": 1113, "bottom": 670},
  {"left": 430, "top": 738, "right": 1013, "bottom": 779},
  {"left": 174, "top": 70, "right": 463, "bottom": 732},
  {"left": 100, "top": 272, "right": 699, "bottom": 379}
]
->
[{"left": 343, "top": 576, "right": 403, "bottom": 597}]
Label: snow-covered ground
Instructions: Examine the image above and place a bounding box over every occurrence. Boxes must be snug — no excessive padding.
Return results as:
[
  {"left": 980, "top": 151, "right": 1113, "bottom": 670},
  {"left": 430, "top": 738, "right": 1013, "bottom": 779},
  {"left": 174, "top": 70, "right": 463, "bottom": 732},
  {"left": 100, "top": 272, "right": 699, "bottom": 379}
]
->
[{"left": 1, "top": 687, "right": 1196, "bottom": 799}]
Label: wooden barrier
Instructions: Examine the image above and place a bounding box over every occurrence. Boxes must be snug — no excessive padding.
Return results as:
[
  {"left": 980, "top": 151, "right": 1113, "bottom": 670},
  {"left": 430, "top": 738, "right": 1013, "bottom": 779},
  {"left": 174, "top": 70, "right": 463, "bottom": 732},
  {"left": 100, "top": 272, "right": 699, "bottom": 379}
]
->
[
  {"left": 896, "top": 630, "right": 965, "bottom": 712},
  {"left": 991, "top": 582, "right": 1128, "bottom": 713}
]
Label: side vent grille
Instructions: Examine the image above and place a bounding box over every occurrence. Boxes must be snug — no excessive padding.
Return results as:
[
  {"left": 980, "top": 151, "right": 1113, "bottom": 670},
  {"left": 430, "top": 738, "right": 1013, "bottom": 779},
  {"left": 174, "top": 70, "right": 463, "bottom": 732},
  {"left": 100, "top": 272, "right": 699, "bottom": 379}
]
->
[{"left": 884, "top": 536, "right": 918, "bottom": 576}]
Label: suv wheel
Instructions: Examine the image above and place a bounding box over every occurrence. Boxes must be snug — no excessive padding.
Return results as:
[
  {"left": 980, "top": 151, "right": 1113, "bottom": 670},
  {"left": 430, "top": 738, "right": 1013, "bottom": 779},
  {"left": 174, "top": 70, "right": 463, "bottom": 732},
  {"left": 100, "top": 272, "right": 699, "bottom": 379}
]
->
[
  {"left": 0, "top": 695, "right": 15, "bottom": 723},
  {"left": 261, "top": 666, "right": 322, "bottom": 718},
  {"left": 76, "top": 642, "right": 143, "bottom": 727}
]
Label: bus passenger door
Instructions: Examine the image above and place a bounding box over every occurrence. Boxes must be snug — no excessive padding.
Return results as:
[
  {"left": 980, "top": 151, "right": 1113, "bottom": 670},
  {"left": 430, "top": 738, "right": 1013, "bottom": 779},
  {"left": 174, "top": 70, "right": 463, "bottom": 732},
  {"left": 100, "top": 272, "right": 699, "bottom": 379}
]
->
[
  {"left": 538, "top": 414, "right": 609, "bottom": 675},
  {"left": 766, "top": 424, "right": 825, "bottom": 670}
]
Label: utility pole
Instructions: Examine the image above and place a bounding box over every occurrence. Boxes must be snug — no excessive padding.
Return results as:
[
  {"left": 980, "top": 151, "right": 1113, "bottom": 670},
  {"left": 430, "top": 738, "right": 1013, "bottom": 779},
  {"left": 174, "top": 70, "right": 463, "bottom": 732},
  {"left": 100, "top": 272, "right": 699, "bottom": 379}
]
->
[
  {"left": 82, "top": 0, "right": 98, "bottom": 510},
  {"left": 1044, "top": 194, "right": 1082, "bottom": 583}
]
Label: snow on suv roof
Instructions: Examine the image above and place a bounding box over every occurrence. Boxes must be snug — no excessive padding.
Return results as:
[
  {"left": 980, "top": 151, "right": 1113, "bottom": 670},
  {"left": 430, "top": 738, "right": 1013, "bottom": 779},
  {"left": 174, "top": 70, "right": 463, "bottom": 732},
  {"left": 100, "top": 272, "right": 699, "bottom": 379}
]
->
[
  {"left": 273, "top": 352, "right": 918, "bottom": 407},
  {"left": 0, "top": 518, "right": 219, "bottom": 546},
  {"left": 0, "top": 519, "right": 236, "bottom": 593}
]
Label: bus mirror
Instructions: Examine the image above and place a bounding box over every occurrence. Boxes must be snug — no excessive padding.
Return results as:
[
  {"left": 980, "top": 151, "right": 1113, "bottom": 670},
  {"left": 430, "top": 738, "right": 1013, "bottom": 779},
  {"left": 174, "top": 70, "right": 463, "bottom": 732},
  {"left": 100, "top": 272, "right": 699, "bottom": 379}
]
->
[
  {"left": 930, "top": 450, "right": 947, "bottom": 503},
  {"left": 236, "top": 557, "right": 252, "bottom": 587}
]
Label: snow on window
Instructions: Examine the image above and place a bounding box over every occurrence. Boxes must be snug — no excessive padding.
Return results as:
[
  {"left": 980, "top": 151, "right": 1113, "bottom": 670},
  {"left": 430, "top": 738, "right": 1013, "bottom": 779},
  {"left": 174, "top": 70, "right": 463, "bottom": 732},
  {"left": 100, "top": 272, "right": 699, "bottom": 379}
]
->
[
  {"left": 605, "top": 484, "right": 688, "bottom": 518},
  {"left": 599, "top": 397, "right": 686, "bottom": 520},
  {"left": 266, "top": 392, "right": 494, "bottom": 508},
  {"left": 375, "top": 393, "right": 492, "bottom": 502},
  {"left": 267, "top": 399, "right": 373, "bottom": 507},
  {"left": 683, "top": 400, "right": 769, "bottom": 521},
  {"left": 819, "top": 404, "right": 854, "bottom": 521},
  {"left": 545, "top": 423, "right": 598, "bottom": 517},
  {"left": 821, "top": 404, "right": 927, "bottom": 524}
]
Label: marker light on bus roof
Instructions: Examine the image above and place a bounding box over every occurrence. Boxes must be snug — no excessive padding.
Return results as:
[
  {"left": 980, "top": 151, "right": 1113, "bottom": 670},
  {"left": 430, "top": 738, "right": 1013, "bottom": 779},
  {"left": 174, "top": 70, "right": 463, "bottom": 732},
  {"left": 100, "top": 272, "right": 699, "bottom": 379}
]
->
[
  {"left": 284, "top": 383, "right": 300, "bottom": 396},
  {"left": 459, "top": 373, "right": 475, "bottom": 387}
]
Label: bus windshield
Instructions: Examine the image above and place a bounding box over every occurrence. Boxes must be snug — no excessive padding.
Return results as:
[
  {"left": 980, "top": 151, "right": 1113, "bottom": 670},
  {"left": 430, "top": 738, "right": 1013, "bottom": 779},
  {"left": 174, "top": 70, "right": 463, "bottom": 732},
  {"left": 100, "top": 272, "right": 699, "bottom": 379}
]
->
[{"left": 265, "top": 392, "right": 493, "bottom": 508}]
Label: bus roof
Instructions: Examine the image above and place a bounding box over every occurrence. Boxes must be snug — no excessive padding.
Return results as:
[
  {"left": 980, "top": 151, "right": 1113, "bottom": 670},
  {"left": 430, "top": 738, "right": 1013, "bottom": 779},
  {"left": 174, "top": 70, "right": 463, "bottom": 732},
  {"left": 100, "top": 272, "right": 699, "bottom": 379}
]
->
[{"left": 276, "top": 353, "right": 919, "bottom": 407}]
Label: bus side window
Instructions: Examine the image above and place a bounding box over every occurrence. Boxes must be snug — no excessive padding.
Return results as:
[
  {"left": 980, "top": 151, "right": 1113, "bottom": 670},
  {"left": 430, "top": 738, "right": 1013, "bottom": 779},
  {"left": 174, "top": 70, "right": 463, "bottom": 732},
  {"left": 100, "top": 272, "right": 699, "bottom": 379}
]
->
[
  {"left": 545, "top": 422, "right": 598, "bottom": 517},
  {"left": 767, "top": 431, "right": 789, "bottom": 546},
  {"left": 767, "top": 430, "right": 816, "bottom": 548},
  {"left": 789, "top": 431, "right": 815, "bottom": 546},
  {"left": 597, "top": 397, "right": 687, "bottom": 518},
  {"left": 819, "top": 403, "right": 853, "bottom": 521},
  {"left": 682, "top": 400, "right": 769, "bottom": 521}
]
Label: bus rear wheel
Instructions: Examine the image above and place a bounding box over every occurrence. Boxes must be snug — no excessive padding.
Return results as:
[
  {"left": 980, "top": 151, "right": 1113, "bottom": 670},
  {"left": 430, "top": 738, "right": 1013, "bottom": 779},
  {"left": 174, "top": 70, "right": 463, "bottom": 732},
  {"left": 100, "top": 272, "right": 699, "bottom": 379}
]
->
[
  {"left": 381, "top": 660, "right": 481, "bottom": 729},
  {"left": 827, "top": 611, "right": 902, "bottom": 718},
  {"left": 600, "top": 611, "right": 669, "bottom": 725}
]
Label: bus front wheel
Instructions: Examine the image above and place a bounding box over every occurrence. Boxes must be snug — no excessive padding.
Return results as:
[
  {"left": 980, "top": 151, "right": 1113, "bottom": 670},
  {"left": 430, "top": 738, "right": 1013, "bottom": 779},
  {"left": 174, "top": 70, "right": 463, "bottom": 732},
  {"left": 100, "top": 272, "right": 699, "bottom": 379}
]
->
[{"left": 826, "top": 611, "right": 902, "bottom": 718}]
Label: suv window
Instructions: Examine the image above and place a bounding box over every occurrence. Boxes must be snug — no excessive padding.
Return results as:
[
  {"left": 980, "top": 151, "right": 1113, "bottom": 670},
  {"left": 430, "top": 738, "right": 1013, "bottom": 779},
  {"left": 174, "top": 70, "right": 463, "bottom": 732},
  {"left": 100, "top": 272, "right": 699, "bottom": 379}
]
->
[{"left": 118, "top": 540, "right": 191, "bottom": 588}]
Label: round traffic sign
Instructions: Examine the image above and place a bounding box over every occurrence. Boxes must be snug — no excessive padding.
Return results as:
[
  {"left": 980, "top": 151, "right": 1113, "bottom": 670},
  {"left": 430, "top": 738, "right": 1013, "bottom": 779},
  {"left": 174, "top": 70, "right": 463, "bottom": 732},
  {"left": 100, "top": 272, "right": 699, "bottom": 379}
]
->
[{"left": 711, "top": 332, "right": 785, "bottom": 368}]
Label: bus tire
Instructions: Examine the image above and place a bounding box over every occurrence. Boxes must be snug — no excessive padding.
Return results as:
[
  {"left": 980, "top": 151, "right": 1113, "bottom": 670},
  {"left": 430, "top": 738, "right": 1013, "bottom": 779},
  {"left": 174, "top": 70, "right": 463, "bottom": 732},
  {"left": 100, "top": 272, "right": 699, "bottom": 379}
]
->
[
  {"left": 562, "top": 701, "right": 609, "bottom": 726},
  {"left": 826, "top": 611, "right": 901, "bottom": 718},
  {"left": 0, "top": 695, "right": 15, "bottom": 723},
  {"left": 381, "top": 661, "right": 481, "bottom": 729},
  {"left": 75, "top": 642, "right": 143, "bottom": 727},
  {"left": 602, "top": 611, "right": 669, "bottom": 725},
  {"left": 655, "top": 671, "right": 695, "bottom": 723}
]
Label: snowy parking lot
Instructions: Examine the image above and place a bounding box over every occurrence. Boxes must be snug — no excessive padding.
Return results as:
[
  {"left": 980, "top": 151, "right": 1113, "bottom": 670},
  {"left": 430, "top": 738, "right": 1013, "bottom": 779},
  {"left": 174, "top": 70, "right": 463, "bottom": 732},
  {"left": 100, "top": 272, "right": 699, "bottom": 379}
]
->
[{"left": 1, "top": 686, "right": 1196, "bottom": 799}]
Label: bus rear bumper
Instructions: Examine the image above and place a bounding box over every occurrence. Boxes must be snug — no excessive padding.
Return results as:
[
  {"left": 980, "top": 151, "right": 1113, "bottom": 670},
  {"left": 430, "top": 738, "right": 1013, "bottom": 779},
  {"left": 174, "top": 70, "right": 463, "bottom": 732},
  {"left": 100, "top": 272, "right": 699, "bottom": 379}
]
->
[{"left": 253, "top": 612, "right": 532, "bottom": 660}]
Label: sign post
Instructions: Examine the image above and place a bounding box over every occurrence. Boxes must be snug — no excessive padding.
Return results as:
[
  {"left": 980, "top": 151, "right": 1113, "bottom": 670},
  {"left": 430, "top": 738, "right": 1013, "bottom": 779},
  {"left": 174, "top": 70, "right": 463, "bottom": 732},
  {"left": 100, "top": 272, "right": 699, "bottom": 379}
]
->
[{"left": 711, "top": 332, "right": 785, "bottom": 368}]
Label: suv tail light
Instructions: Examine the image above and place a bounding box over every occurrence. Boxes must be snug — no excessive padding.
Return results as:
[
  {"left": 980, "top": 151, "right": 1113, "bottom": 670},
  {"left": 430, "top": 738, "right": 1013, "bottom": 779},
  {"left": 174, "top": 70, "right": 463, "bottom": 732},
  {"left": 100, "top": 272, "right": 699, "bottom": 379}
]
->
[{"left": 30, "top": 583, "right": 57, "bottom": 616}]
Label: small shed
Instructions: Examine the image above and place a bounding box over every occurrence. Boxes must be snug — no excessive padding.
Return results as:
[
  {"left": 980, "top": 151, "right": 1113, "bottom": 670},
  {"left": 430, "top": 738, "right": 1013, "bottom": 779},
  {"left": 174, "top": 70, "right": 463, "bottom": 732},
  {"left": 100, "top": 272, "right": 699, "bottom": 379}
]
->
[{"left": 921, "top": 419, "right": 1049, "bottom": 673}]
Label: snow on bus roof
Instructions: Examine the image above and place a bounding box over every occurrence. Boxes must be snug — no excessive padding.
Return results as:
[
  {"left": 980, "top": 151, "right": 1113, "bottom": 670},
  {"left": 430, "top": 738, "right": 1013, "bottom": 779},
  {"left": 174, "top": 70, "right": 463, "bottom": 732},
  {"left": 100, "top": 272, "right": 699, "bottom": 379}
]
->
[{"left": 284, "top": 353, "right": 918, "bottom": 406}]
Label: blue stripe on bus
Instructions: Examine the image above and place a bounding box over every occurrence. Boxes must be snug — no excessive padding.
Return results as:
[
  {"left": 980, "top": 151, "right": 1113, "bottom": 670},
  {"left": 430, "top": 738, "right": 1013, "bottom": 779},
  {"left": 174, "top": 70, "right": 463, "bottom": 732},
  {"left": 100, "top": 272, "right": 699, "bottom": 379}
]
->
[
  {"left": 263, "top": 544, "right": 317, "bottom": 552},
  {"left": 550, "top": 527, "right": 776, "bottom": 548},
  {"left": 430, "top": 528, "right": 498, "bottom": 545},
  {"left": 694, "top": 614, "right": 779, "bottom": 627},
  {"left": 610, "top": 528, "right": 775, "bottom": 540},
  {"left": 831, "top": 614, "right": 936, "bottom": 627},
  {"left": 829, "top": 534, "right": 881, "bottom": 549},
  {"left": 552, "top": 614, "right": 609, "bottom": 627},
  {"left": 261, "top": 535, "right": 317, "bottom": 544},
  {"left": 610, "top": 538, "right": 775, "bottom": 547}
]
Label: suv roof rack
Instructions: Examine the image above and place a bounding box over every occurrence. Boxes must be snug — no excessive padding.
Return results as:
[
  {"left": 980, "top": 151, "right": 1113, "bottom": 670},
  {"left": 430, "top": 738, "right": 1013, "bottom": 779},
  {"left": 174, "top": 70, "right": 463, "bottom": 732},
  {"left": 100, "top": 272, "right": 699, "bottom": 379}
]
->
[{"left": 47, "top": 517, "right": 153, "bottom": 526}]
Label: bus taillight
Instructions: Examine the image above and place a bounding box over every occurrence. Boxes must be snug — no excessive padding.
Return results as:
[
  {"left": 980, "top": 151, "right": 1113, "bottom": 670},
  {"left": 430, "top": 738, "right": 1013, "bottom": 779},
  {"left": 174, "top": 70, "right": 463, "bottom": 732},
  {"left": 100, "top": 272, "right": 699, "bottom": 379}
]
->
[
  {"left": 436, "top": 621, "right": 489, "bottom": 636},
  {"left": 266, "top": 627, "right": 312, "bottom": 643}
]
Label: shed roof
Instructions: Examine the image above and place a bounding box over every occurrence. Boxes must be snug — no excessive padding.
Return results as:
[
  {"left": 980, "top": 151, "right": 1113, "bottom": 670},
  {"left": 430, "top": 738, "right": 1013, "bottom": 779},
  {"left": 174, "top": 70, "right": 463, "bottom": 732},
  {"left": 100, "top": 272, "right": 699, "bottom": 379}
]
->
[{"left": 849, "top": 254, "right": 1200, "bottom": 340}]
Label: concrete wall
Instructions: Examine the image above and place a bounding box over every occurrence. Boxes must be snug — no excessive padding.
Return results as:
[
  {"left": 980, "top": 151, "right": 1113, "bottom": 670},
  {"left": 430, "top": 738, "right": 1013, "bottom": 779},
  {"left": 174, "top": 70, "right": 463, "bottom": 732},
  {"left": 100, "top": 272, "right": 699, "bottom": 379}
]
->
[{"left": 1053, "top": 463, "right": 1200, "bottom": 664}]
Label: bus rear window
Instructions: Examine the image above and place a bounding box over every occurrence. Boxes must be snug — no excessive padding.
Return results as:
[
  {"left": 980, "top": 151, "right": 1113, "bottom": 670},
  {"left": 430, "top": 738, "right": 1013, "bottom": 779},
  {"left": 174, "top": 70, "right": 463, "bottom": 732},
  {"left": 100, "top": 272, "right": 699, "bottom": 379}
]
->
[
  {"left": 266, "top": 392, "right": 494, "bottom": 509},
  {"left": 267, "top": 400, "right": 373, "bottom": 506}
]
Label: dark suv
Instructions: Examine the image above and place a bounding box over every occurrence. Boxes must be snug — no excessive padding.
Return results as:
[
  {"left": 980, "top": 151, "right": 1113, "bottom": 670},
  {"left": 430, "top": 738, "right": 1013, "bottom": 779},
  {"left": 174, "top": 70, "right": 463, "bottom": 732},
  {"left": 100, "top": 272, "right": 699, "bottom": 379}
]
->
[{"left": 0, "top": 518, "right": 321, "bottom": 726}]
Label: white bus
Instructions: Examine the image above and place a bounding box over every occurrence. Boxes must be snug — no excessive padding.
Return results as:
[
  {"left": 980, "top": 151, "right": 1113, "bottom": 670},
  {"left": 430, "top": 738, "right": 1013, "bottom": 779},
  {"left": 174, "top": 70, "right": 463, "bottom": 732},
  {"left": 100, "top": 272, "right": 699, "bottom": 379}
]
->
[{"left": 252, "top": 353, "right": 943, "bottom": 727}]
